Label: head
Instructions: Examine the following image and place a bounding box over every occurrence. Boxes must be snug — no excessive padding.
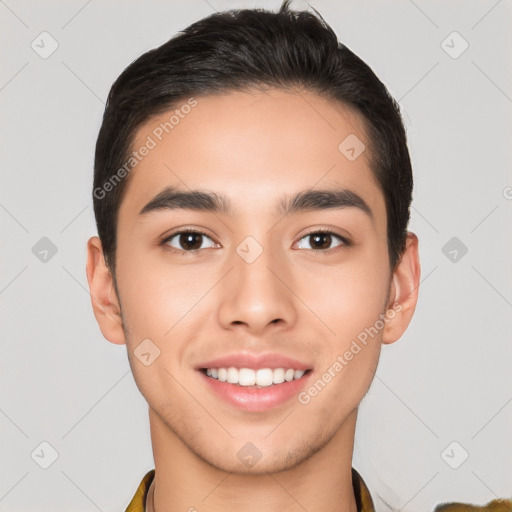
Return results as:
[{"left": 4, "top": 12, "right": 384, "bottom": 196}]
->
[{"left": 87, "top": 0, "right": 420, "bottom": 475}]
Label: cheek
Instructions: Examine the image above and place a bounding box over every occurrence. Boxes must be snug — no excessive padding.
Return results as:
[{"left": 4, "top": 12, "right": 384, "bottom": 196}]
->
[
  {"left": 301, "top": 263, "right": 386, "bottom": 411},
  {"left": 299, "top": 254, "right": 390, "bottom": 340},
  {"left": 116, "top": 243, "right": 203, "bottom": 330},
  {"left": 115, "top": 252, "right": 217, "bottom": 385}
]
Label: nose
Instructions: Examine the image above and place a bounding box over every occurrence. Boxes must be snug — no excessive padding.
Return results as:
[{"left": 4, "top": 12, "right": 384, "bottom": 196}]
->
[{"left": 217, "top": 240, "right": 298, "bottom": 335}]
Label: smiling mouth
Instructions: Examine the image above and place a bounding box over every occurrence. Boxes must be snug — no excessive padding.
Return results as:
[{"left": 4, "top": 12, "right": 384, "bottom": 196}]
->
[{"left": 199, "top": 367, "right": 312, "bottom": 388}]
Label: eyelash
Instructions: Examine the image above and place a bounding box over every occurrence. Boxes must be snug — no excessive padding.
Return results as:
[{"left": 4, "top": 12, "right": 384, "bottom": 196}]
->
[{"left": 160, "top": 228, "right": 351, "bottom": 254}]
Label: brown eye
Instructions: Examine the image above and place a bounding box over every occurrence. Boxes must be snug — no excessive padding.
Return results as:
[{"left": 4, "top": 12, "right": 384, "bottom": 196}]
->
[
  {"left": 164, "top": 230, "right": 216, "bottom": 252},
  {"left": 296, "top": 231, "right": 347, "bottom": 251}
]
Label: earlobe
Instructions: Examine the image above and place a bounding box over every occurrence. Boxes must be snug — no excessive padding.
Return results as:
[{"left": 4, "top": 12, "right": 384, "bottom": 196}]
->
[
  {"left": 382, "top": 232, "right": 421, "bottom": 345},
  {"left": 85, "top": 236, "right": 127, "bottom": 345}
]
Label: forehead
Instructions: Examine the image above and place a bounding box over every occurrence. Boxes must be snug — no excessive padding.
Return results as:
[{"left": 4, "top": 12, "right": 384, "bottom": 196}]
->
[{"left": 119, "top": 87, "right": 385, "bottom": 225}]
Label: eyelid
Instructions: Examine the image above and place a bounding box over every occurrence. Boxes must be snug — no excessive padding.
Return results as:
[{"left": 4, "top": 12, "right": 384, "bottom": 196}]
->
[
  {"left": 160, "top": 227, "right": 352, "bottom": 253},
  {"left": 160, "top": 227, "right": 218, "bottom": 249},
  {"left": 295, "top": 228, "right": 351, "bottom": 249}
]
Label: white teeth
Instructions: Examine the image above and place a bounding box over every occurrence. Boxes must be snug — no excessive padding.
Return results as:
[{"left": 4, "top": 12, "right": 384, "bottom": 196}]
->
[
  {"left": 272, "top": 368, "right": 285, "bottom": 384},
  {"left": 256, "top": 368, "right": 273, "bottom": 387},
  {"left": 203, "top": 367, "right": 308, "bottom": 387},
  {"left": 218, "top": 368, "right": 227, "bottom": 382},
  {"left": 227, "top": 367, "right": 238, "bottom": 384},
  {"left": 238, "top": 368, "right": 256, "bottom": 386}
]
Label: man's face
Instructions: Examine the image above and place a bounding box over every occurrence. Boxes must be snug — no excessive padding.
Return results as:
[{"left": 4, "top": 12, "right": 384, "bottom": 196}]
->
[{"left": 111, "top": 88, "right": 393, "bottom": 473}]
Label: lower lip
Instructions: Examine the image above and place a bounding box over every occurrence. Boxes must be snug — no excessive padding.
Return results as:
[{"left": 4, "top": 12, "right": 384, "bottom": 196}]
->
[{"left": 198, "top": 370, "right": 312, "bottom": 412}]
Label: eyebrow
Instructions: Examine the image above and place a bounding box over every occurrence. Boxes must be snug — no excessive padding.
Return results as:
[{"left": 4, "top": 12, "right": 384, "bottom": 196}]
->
[{"left": 139, "top": 185, "right": 373, "bottom": 219}]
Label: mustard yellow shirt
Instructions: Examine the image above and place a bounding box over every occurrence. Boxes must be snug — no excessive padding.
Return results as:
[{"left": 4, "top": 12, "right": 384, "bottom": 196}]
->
[{"left": 124, "top": 468, "right": 512, "bottom": 512}]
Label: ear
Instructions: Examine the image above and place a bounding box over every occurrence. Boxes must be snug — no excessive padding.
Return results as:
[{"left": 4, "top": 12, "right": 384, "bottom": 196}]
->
[
  {"left": 382, "top": 232, "right": 421, "bottom": 345},
  {"left": 85, "top": 236, "right": 126, "bottom": 345}
]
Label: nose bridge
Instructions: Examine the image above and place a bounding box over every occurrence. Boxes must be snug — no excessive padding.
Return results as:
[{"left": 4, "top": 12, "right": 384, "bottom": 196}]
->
[
  {"left": 233, "top": 233, "right": 284, "bottom": 298},
  {"left": 235, "top": 237, "right": 278, "bottom": 286},
  {"left": 217, "top": 233, "right": 297, "bottom": 331}
]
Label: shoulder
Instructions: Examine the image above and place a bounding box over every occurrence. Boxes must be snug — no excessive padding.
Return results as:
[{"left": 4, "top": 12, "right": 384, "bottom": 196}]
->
[
  {"left": 434, "top": 498, "right": 512, "bottom": 512},
  {"left": 124, "top": 469, "right": 155, "bottom": 512}
]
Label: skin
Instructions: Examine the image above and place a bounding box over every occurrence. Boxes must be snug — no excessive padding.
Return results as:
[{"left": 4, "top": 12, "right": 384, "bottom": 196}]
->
[{"left": 86, "top": 87, "right": 420, "bottom": 512}]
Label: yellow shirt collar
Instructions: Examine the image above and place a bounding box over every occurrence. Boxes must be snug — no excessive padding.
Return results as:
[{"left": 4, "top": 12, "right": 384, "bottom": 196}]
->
[
  {"left": 124, "top": 467, "right": 376, "bottom": 512},
  {"left": 124, "top": 468, "right": 512, "bottom": 511}
]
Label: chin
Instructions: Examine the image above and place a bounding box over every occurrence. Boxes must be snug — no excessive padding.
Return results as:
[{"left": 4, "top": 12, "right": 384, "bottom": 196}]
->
[{"left": 200, "top": 436, "right": 325, "bottom": 476}]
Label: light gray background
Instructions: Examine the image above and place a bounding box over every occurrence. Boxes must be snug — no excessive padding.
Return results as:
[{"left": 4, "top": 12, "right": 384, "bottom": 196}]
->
[{"left": 1, "top": 1, "right": 511, "bottom": 511}]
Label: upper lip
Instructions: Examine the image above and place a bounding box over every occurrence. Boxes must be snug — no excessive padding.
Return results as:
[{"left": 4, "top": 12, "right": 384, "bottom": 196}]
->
[{"left": 196, "top": 352, "right": 312, "bottom": 371}]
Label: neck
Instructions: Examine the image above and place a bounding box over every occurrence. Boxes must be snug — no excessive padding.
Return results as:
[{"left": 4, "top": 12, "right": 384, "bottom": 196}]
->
[{"left": 145, "top": 407, "right": 359, "bottom": 512}]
